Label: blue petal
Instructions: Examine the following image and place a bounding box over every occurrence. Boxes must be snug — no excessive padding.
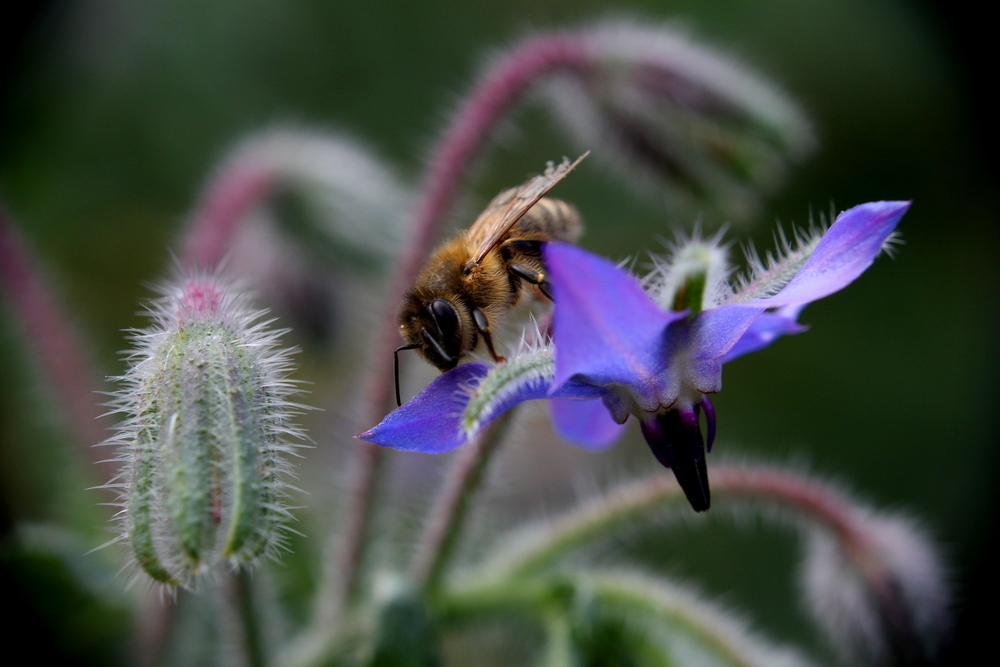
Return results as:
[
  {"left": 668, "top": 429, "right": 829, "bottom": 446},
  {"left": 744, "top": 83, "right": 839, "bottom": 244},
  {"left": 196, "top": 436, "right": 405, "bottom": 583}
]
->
[
  {"left": 357, "top": 363, "right": 491, "bottom": 453},
  {"left": 358, "top": 362, "right": 606, "bottom": 454},
  {"left": 719, "top": 305, "right": 806, "bottom": 363},
  {"left": 690, "top": 305, "right": 766, "bottom": 362},
  {"left": 748, "top": 201, "right": 909, "bottom": 308},
  {"left": 693, "top": 201, "right": 908, "bottom": 363},
  {"left": 549, "top": 398, "right": 628, "bottom": 450},
  {"left": 545, "top": 242, "right": 686, "bottom": 390}
]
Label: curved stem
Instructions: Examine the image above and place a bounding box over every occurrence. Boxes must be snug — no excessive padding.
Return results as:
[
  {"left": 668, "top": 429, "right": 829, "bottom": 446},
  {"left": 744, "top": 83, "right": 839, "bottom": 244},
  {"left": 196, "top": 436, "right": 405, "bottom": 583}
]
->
[
  {"left": 439, "top": 572, "right": 798, "bottom": 667},
  {"left": 180, "top": 160, "right": 275, "bottom": 270},
  {"left": 409, "top": 413, "right": 513, "bottom": 592},
  {"left": 582, "top": 574, "right": 760, "bottom": 667},
  {"left": 487, "top": 474, "right": 687, "bottom": 579},
  {"left": 404, "top": 33, "right": 590, "bottom": 281},
  {"left": 474, "top": 464, "right": 872, "bottom": 581}
]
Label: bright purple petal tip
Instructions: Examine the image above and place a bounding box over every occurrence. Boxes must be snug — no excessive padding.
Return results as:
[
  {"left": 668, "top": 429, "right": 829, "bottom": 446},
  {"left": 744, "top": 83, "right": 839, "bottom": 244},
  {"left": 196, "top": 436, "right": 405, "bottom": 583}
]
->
[
  {"left": 750, "top": 201, "right": 910, "bottom": 309},
  {"left": 357, "top": 363, "right": 491, "bottom": 453},
  {"left": 696, "top": 201, "right": 907, "bottom": 363}
]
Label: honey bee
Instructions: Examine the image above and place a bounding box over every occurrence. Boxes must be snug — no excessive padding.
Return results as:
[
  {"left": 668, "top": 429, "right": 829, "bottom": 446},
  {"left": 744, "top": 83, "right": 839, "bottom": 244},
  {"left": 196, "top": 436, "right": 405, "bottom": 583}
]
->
[{"left": 395, "top": 154, "right": 588, "bottom": 405}]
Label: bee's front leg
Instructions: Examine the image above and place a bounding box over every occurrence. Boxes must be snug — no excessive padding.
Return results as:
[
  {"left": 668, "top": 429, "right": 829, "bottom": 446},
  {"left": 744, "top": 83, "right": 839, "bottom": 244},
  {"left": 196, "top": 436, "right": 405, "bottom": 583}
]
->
[
  {"left": 508, "top": 262, "right": 553, "bottom": 301},
  {"left": 471, "top": 309, "right": 506, "bottom": 364}
]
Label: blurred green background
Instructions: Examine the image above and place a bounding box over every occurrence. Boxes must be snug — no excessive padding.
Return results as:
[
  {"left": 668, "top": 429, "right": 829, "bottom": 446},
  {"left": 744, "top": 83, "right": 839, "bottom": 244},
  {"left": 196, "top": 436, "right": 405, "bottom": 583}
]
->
[{"left": 1, "top": 0, "right": 996, "bottom": 664}]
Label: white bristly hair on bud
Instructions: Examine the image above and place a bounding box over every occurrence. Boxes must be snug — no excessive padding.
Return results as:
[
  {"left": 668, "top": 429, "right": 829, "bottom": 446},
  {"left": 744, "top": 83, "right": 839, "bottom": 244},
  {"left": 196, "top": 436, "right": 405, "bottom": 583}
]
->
[
  {"left": 800, "top": 511, "right": 950, "bottom": 666},
  {"left": 880, "top": 230, "right": 905, "bottom": 258},
  {"left": 643, "top": 227, "right": 733, "bottom": 312},
  {"left": 102, "top": 272, "right": 306, "bottom": 589}
]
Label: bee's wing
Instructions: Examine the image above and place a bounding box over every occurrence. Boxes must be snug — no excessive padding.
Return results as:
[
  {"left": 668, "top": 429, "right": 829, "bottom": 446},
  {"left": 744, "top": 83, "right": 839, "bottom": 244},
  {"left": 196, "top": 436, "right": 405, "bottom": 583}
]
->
[{"left": 467, "top": 152, "right": 588, "bottom": 266}]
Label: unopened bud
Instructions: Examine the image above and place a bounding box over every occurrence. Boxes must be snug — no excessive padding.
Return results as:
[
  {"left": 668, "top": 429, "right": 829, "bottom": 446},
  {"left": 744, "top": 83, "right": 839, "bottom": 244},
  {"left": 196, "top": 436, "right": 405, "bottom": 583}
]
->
[
  {"left": 538, "top": 19, "right": 815, "bottom": 220},
  {"left": 107, "top": 274, "right": 302, "bottom": 587},
  {"left": 800, "top": 509, "right": 949, "bottom": 665}
]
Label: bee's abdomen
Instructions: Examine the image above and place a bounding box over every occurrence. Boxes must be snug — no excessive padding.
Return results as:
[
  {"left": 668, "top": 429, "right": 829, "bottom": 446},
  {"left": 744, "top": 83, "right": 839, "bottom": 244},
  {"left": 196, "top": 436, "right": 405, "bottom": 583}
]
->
[{"left": 516, "top": 198, "right": 582, "bottom": 243}]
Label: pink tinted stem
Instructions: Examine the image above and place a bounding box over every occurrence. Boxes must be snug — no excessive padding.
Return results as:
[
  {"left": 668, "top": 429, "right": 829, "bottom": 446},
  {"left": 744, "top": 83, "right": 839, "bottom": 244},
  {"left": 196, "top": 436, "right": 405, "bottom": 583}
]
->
[
  {"left": 0, "top": 209, "right": 115, "bottom": 485},
  {"left": 712, "top": 466, "right": 889, "bottom": 585},
  {"left": 179, "top": 159, "right": 275, "bottom": 270}
]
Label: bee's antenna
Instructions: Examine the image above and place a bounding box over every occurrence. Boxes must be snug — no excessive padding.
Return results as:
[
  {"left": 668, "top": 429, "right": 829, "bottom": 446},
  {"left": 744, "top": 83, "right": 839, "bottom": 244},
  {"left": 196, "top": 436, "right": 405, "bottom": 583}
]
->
[{"left": 394, "top": 344, "right": 419, "bottom": 407}]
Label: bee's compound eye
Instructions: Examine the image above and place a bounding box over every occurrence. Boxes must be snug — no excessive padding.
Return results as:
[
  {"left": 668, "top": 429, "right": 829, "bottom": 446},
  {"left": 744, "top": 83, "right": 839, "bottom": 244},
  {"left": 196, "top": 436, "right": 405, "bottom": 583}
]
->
[{"left": 427, "top": 299, "right": 459, "bottom": 340}]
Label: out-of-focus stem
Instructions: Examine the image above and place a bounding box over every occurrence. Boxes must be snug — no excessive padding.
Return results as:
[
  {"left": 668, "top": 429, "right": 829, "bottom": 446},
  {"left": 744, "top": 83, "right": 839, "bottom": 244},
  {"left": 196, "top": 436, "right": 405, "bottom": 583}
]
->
[
  {"left": 402, "top": 33, "right": 590, "bottom": 282},
  {"left": 489, "top": 473, "right": 688, "bottom": 579},
  {"left": 131, "top": 591, "right": 176, "bottom": 667},
  {"left": 180, "top": 161, "right": 275, "bottom": 270},
  {"left": 409, "top": 413, "right": 512, "bottom": 592},
  {"left": 235, "top": 570, "right": 268, "bottom": 667},
  {"left": 325, "top": 32, "right": 592, "bottom": 625},
  {"left": 217, "top": 572, "right": 267, "bottom": 667},
  {"left": 0, "top": 208, "right": 114, "bottom": 485},
  {"left": 712, "top": 465, "right": 866, "bottom": 551},
  {"left": 439, "top": 573, "right": 766, "bottom": 667},
  {"left": 476, "top": 465, "right": 873, "bottom": 582},
  {"left": 583, "top": 574, "right": 757, "bottom": 667},
  {"left": 541, "top": 609, "right": 576, "bottom": 667}
]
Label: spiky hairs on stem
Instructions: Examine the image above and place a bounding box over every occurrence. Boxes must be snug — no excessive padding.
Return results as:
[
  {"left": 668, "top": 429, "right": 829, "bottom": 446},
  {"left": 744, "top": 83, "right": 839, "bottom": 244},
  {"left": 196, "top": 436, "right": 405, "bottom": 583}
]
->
[{"left": 105, "top": 273, "right": 304, "bottom": 588}]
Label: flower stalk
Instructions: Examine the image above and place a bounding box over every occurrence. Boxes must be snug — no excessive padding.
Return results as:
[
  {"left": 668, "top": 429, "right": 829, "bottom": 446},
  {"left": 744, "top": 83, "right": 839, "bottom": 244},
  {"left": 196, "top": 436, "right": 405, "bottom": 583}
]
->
[
  {"left": 0, "top": 208, "right": 115, "bottom": 484},
  {"left": 469, "top": 466, "right": 871, "bottom": 579},
  {"left": 450, "top": 464, "right": 946, "bottom": 665},
  {"left": 439, "top": 570, "right": 812, "bottom": 667},
  {"left": 408, "top": 412, "right": 513, "bottom": 592}
]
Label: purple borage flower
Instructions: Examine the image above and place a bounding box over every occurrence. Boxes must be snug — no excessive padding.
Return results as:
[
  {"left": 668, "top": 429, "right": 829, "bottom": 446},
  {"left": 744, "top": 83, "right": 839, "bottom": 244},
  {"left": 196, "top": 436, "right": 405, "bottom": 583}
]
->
[{"left": 359, "top": 201, "right": 909, "bottom": 512}]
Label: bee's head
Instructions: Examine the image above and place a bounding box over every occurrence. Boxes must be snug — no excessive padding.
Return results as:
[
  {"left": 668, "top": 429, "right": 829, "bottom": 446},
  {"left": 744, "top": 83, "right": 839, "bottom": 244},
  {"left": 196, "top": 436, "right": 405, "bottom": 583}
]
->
[{"left": 399, "top": 296, "right": 465, "bottom": 371}]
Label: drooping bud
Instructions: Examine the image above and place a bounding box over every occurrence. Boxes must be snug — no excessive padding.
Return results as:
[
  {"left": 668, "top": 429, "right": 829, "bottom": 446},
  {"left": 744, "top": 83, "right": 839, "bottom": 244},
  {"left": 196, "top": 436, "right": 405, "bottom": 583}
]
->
[
  {"left": 106, "top": 274, "right": 303, "bottom": 587},
  {"left": 537, "top": 19, "right": 815, "bottom": 221},
  {"left": 184, "top": 127, "right": 411, "bottom": 273},
  {"left": 800, "top": 511, "right": 950, "bottom": 666}
]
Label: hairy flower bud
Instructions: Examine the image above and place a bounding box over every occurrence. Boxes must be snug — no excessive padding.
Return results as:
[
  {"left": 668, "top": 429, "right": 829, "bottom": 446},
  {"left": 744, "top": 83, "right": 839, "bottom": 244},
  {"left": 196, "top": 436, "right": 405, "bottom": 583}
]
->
[
  {"left": 800, "top": 511, "right": 950, "bottom": 665},
  {"left": 106, "top": 275, "right": 303, "bottom": 587},
  {"left": 537, "top": 19, "right": 815, "bottom": 220}
]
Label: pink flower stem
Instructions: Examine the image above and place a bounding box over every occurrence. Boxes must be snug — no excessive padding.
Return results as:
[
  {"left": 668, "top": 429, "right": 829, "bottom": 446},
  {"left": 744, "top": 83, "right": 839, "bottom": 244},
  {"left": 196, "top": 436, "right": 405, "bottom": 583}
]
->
[
  {"left": 408, "top": 413, "right": 512, "bottom": 592},
  {"left": 179, "top": 159, "right": 276, "bottom": 270},
  {"left": 497, "top": 465, "right": 882, "bottom": 585},
  {"left": 711, "top": 465, "right": 890, "bottom": 596},
  {"left": 327, "top": 33, "right": 593, "bottom": 621},
  {"left": 0, "top": 208, "right": 115, "bottom": 487}
]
